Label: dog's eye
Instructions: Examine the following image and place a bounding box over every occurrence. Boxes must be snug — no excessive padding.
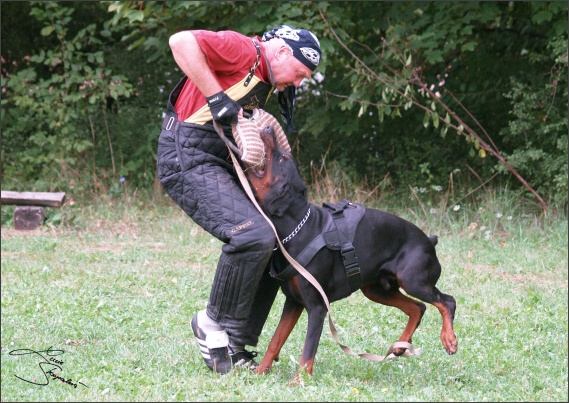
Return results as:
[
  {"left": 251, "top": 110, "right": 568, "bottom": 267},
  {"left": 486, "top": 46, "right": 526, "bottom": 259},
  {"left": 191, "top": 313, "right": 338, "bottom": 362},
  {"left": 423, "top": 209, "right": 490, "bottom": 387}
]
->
[{"left": 278, "top": 154, "right": 286, "bottom": 163}]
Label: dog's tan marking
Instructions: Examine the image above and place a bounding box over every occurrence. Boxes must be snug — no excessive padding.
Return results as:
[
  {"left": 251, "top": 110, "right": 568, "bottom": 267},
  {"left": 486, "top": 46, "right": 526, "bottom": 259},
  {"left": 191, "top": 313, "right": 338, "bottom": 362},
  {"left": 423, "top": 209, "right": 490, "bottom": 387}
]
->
[
  {"left": 361, "top": 285, "right": 426, "bottom": 356},
  {"left": 245, "top": 127, "right": 279, "bottom": 205},
  {"left": 255, "top": 301, "right": 304, "bottom": 375},
  {"left": 432, "top": 301, "right": 458, "bottom": 354}
]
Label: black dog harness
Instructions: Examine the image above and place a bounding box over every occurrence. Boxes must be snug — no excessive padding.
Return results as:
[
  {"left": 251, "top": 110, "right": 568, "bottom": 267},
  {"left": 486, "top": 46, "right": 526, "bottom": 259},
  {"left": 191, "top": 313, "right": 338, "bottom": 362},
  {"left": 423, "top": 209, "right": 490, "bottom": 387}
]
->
[{"left": 270, "top": 199, "right": 365, "bottom": 293}]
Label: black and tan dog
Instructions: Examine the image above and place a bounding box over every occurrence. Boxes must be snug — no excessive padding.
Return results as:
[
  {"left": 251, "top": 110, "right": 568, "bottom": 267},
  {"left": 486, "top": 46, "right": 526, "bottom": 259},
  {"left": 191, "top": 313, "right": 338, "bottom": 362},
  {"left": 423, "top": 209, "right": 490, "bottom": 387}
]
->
[{"left": 245, "top": 127, "right": 458, "bottom": 378}]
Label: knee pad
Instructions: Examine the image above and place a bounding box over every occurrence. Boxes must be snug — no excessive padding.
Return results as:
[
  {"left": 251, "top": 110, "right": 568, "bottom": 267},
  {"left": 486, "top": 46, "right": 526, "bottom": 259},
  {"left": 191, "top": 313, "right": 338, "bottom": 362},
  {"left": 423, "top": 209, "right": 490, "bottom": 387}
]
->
[{"left": 207, "top": 251, "right": 273, "bottom": 332}]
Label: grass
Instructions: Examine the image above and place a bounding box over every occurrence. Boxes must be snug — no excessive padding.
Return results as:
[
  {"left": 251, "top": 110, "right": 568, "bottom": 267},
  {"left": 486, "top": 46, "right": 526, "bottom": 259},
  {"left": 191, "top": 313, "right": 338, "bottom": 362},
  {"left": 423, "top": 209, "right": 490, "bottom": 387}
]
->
[{"left": 1, "top": 187, "right": 567, "bottom": 402}]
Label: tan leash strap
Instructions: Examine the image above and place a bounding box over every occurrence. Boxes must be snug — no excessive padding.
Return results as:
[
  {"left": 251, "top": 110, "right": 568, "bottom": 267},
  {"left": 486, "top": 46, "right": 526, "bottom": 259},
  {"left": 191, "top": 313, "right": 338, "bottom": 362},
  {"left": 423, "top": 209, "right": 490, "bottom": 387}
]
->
[{"left": 215, "top": 121, "right": 420, "bottom": 362}]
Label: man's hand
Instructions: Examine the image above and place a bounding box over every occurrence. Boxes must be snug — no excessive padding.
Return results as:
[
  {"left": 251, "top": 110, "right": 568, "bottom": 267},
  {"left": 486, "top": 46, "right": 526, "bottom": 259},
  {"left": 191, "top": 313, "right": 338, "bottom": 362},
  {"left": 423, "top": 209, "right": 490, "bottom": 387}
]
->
[{"left": 206, "top": 91, "right": 241, "bottom": 125}]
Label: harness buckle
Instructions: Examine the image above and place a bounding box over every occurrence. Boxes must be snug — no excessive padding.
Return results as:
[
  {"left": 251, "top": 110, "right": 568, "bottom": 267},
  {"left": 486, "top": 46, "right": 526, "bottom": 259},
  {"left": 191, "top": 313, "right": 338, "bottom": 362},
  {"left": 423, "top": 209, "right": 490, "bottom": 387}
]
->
[{"left": 342, "top": 247, "right": 360, "bottom": 276}]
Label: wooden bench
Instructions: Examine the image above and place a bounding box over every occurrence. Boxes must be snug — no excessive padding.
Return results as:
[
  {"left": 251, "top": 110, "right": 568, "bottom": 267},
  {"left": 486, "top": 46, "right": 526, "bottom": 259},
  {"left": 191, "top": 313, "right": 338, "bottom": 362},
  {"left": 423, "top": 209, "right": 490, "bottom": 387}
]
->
[{"left": 1, "top": 191, "right": 66, "bottom": 230}]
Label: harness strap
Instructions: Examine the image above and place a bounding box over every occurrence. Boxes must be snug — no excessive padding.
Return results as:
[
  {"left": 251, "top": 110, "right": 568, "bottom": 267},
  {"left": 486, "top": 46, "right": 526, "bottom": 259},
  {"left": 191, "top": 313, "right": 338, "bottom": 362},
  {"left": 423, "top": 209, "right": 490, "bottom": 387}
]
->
[
  {"left": 324, "top": 200, "right": 362, "bottom": 292},
  {"left": 276, "top": 201, "right": 364, "bottom": 287},
  {"left": 271, "top": 230, "right": 338, "bottom": 281},
  {"left": 256, "top": 39, "right": 276, "bottom": 87}
]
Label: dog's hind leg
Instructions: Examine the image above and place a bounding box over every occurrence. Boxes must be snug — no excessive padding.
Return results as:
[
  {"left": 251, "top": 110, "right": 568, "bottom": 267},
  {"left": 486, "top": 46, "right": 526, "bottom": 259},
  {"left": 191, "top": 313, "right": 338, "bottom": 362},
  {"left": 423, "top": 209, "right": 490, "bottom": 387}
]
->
[
  {"left": 430, "top": 292, "right": 457, "bottom": 355},
  {"left": 361, "top": 283, "right": 426, "bottom": 356},
  {"left": 255, "top": 298, "right": 304, "bottom": 375},
  {"left": 397, "top": 256, "right": 458, "bottom": 355},
  {"left": 405, "top": 285, "right": 457, "bottom": 355}
]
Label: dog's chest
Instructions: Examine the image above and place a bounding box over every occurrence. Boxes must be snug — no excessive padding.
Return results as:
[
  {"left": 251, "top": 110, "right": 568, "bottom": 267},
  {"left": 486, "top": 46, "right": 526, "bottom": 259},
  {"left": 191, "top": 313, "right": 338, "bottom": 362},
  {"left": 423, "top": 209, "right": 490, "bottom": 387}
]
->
[{"left": 271, "top": 200, "right": 366, "bottom": 299}]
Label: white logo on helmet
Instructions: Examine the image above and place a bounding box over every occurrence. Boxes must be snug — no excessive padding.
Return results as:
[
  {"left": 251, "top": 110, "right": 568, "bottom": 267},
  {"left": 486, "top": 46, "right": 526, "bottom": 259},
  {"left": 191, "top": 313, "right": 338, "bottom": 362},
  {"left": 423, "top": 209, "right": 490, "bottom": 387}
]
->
[
  {"left": 275, "top": 26, "right": 300, "bottom": 41},
  {"left": 301, "top": 47, "right": 320, "bottom": 66}
]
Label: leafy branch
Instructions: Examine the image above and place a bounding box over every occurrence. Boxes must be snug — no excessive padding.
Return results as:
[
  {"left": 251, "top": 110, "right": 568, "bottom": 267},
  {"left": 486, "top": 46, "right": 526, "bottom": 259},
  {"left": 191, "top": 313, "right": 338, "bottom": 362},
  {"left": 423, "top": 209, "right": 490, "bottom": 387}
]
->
[{"left": 319, "top": 9, "right": 548, "bottom": 211}]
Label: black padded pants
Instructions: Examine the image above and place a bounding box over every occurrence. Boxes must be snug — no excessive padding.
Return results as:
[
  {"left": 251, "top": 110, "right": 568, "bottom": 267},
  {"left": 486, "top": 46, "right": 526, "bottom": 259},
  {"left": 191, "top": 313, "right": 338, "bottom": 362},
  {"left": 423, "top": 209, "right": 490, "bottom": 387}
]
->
[{"left": 157, "top": 111, "right": 279, "bottom": 346}]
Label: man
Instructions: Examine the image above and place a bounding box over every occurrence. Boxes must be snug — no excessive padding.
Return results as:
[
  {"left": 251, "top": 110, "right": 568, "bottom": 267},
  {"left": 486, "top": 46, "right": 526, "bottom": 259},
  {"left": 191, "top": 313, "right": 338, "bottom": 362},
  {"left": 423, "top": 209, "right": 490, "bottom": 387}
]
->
[{"left": 156, "top": 25, "right": 322, "bottom": 374}]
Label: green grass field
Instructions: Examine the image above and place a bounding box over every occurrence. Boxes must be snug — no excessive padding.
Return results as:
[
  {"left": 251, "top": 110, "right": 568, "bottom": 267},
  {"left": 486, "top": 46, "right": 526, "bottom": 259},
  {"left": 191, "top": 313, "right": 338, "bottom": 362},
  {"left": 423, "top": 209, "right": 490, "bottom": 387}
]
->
[{"left": 1, "top": 192, "right": 567, "bottom": 402}]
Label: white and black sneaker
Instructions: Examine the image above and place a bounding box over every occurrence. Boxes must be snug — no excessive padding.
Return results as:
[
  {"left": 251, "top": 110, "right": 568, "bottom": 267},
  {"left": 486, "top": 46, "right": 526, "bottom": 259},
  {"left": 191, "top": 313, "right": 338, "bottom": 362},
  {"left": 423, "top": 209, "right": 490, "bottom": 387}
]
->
[
  {"left": 191, "top": 313, "right": 232, "bottom": 374},
  {"left": 229, "top": 348, "right": 259, "bottom": 370}
]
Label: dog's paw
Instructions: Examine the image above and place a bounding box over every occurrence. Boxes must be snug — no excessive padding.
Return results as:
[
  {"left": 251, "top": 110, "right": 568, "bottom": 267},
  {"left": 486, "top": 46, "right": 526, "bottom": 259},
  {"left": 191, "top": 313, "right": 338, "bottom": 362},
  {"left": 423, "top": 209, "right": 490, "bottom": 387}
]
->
[
  {"left": 253, "top": 365, "right": 272, "bottom": 375},
  {"left": 441, "top": 332, "right": 458, "bottom": 355}
]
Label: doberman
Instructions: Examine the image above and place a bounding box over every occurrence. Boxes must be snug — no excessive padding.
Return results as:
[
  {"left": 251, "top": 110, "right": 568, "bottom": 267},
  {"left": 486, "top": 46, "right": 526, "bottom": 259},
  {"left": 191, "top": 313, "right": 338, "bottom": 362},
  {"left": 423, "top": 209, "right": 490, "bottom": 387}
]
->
[{"left": 244, "top": 127, "right": 458, "bottom": 378}]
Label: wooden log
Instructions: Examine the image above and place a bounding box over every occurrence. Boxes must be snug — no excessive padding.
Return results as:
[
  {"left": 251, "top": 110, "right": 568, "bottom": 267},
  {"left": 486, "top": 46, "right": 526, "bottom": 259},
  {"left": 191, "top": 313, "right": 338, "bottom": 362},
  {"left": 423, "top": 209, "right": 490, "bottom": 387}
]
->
[
  {"left": 14, "top": 206, "right": 45, "bottom": 230},
  {"left": 1, "top": 191, "right": 66, "bottom": 207}
]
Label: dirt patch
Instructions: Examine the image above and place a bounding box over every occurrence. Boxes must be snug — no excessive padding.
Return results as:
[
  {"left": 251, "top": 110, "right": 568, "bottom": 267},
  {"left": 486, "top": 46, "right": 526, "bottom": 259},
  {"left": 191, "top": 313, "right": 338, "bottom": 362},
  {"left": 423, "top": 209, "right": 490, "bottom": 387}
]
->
[
  {"left": 463, "top": 264, "right": 566, "bottom": 287},
  {"left": 85, "top": 241, "right": 167, "bottom": 253},
  {"left": 1, "top": 226, "right": 63, "bottom": 239}
]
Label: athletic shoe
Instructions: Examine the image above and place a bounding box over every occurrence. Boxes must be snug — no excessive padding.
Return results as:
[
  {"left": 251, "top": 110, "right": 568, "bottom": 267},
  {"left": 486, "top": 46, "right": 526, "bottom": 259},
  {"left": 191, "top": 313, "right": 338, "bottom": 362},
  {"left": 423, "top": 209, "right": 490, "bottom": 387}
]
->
[
  {"left": 230, "top": 348, "right": 259, "bottom": 370},
  {"left": 191, "top": 313, "right": 232, "bottom": 374}
]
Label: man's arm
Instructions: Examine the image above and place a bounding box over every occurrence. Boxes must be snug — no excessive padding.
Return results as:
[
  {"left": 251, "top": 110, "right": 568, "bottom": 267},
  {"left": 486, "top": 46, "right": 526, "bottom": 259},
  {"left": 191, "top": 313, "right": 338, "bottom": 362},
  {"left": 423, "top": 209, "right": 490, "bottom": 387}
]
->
[
  {"left": 169, "top": 30, "right": 242, "bottom": 125},
  {"left": 169, "top": 31, "right": 222, "bottom": 98}
]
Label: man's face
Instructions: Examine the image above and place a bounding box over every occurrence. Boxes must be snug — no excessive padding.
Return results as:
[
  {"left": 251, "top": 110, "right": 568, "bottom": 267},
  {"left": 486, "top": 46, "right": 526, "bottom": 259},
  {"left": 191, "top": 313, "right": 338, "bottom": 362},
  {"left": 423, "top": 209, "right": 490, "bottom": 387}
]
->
[{"left": 270, "top": 47, "right": 313, "bottom": 91}]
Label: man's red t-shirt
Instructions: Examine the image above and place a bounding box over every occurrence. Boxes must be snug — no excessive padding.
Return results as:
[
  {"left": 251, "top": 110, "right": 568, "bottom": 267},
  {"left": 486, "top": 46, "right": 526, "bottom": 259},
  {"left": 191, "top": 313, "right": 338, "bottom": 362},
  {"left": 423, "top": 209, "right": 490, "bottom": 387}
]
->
[{"left": 174, "top": 30, "right": 272, "bottom": 123}]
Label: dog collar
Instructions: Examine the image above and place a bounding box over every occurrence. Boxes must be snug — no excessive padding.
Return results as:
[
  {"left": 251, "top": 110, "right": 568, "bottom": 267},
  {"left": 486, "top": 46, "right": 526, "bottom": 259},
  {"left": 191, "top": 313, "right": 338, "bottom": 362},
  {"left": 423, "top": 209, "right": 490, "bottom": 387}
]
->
[{"left": 275, "top": 207, "right": 311, "bottom": 249}]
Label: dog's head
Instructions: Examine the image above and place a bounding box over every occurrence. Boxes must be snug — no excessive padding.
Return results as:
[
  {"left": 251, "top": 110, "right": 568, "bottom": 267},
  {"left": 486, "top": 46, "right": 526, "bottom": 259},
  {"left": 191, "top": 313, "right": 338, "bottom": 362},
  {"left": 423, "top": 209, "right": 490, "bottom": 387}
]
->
[{"left": 245, "top": 126, "right": 307, "bottom": 218}]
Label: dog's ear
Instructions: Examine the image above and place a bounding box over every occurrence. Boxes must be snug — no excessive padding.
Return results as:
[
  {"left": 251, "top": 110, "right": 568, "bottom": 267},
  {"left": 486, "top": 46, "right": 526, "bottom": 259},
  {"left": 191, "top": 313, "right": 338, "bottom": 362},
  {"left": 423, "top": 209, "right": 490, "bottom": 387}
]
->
[{"left": 428, "top": 235, "right": 438, "bottom": 246}]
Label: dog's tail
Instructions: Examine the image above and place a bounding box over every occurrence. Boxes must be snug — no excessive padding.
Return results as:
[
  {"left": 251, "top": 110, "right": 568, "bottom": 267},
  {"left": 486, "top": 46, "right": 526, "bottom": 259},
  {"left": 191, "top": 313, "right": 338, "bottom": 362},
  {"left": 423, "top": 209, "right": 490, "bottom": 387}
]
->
[{"left": 428, "top": 235, "right": 438, "bottom": 246}]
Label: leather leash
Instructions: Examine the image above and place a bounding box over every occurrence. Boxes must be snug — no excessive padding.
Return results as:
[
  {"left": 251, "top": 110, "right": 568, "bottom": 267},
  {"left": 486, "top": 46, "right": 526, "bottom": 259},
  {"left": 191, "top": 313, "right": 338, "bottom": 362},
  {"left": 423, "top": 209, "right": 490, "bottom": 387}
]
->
[{"left": 213, "top": 121, "right": 421, "bottom": 362}]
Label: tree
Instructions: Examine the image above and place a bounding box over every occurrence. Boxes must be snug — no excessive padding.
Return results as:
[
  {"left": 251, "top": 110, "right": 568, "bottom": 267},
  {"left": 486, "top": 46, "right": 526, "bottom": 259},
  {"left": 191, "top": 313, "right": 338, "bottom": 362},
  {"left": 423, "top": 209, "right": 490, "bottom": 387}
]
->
[
  {"left": 314, "top": 1, "right": 567, "bottom": 210},
  {"left": 1, "top": 2, "right": 133, "bottom": 191},
  {"left": 2, "top": 1, "right": 566, "bottom": 209}
]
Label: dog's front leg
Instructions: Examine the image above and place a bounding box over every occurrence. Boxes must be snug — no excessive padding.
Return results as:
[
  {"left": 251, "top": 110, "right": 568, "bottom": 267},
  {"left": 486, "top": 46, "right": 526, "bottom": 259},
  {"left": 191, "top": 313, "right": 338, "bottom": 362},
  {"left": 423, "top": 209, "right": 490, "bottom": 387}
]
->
[
  {"left": 255, "top": 298, "right": 304, "bottom": 375},
  {"left": 295, "top": 302, "right": 327, "bottom": 378}
]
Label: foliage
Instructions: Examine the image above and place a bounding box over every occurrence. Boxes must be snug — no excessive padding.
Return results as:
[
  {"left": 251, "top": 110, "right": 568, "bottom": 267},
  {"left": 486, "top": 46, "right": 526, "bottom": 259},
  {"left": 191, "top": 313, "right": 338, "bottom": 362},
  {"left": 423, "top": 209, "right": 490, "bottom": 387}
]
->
[
  {"left": 1, "top": 2, "right": 134, "bottom": 192},
  {"left": 313, "top": 1, "right": 568, "bottom": 209},
  {"left": 498, "top": 36, "right": 568, "bottom": 206},
  {"left": 1, "top": 1, "right": 567, "bottom": 208}
]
